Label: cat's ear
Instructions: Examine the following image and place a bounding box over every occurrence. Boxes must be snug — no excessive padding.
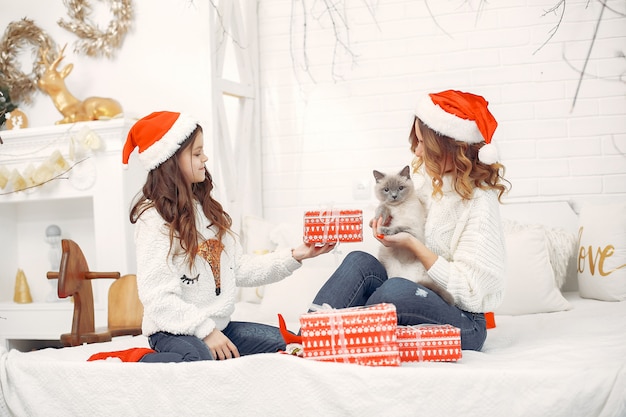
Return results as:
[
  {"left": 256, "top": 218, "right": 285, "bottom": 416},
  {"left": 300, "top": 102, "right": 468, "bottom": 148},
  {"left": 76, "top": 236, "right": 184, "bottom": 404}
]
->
[
  {"left": 399, "top": 165, "right": 411, "bottom": 179},
  {"left": 373, "top": 170, "right": 385, "bottom": 182}
]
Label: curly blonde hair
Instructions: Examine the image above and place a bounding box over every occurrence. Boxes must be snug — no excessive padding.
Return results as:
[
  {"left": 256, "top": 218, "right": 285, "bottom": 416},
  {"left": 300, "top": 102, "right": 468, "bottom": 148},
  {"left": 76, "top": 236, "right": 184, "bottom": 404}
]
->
[{"left": 409, "top": 117, "right": 510, "bottom": 201}]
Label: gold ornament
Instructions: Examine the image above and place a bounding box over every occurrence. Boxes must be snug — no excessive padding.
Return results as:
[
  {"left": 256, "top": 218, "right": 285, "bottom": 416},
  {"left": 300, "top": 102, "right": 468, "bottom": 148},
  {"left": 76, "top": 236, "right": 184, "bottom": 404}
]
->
[
  {"left": 0, "top": 152, "right": 94, "bottom": 196},
  {"left": 48, "top": 149, "right": 71, "bottom": 172},
  {"left": 5, "top": 108, "right": 29, "bottom": 130},
  {"left": 32, "top": 161, "right": 56, "bottom": 184},
  {"left": 38, "top": 45, "right": 123, "bottom": 124},
  {"left": 0, "top": 166, "right": 9, "bottom": 189},
  {"left": 58, "top": 0, "right": 134, "bottom": 58},
  {"left": 14, "top": 268, "right": 34, "bottom": 304},
  {"left": 9, "top": 168, "right": 27, "bottom": 192},
  {"left": 0, "top": 18, "right": 57, "bottom": 105}
]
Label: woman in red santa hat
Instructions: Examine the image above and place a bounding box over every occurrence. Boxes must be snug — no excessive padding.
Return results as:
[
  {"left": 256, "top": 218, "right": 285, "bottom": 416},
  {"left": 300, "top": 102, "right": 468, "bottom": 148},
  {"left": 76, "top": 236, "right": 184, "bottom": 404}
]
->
[
  {"left": 312, "top": 90, "right": 510, "bottom": 351},
  {"left": 123, "top": 111, "right": 334, "bottom": 362}
]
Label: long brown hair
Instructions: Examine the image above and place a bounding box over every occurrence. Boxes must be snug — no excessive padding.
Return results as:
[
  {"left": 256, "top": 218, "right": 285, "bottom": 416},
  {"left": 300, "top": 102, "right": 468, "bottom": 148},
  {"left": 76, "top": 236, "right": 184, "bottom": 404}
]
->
[
  {"left": 130, "top": 126, "right": 232, "bottom": 269},
  {"left": 409, "top": 117, "right": 510, "bottom": 201}
]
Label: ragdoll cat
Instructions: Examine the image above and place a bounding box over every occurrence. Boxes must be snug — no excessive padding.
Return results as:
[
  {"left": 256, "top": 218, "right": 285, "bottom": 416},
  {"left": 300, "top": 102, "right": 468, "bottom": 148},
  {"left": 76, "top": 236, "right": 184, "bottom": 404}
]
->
[{"left": 373, "top": 165, "right": 455, "bottom": 305}]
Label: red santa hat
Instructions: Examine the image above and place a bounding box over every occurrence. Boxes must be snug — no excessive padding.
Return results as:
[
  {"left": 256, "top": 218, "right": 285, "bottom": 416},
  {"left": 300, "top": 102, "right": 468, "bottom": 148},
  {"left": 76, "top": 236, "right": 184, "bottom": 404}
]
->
[
  {"left": 414, "top": 90, "right": 499, "bottom": 164},
  {"left": 122, "top": 111, "right": 199, "bottom": 171}
]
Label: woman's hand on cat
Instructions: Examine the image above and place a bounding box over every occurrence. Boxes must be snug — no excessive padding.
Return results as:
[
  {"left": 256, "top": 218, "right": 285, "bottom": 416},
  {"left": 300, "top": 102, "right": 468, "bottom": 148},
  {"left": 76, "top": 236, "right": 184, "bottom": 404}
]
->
[
  {"left": 369, "top": 214, "right": 392, "bottom": 229},
  {"left": 378, "top": 230, "right": 415, "bottom": 248},
  {"left": 372, "top": 216, "right": 438, "bottom": 270},
  {"left": 291, "top": 242, "right": 336, "bottom": 262},
  {"left": 372, "top": 216, "right": 415, "bottom": 248},
  {"left": 371, "top": 216, "right": 388, "bottom": 240}
]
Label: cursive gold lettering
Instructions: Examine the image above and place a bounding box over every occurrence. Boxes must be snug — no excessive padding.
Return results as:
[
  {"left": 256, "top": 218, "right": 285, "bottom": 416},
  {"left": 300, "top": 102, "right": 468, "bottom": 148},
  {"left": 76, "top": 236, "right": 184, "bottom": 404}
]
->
[{"left": 578, "top": 227, "right": 626, "bottom": 277}]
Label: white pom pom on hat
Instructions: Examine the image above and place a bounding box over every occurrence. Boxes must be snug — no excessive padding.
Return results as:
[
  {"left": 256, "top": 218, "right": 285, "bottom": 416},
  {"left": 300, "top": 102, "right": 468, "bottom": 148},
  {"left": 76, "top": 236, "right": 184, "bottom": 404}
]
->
[
  {"left": 414, "top": 90, "right": 500, "bottom": 164},
  {"left": 478, "top": 143, "right": 499, "bottom": 165},
  {"left": 122, "top": 111, "right": 199, "bottom": 171}
]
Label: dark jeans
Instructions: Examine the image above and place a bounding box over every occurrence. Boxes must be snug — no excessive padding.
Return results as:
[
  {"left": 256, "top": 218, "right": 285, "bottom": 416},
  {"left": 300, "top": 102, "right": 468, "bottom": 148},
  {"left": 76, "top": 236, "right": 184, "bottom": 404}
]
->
[
  {"left": 311, "top": 251, "right": 487, "bottom": 351},
  {"left": 140, "top": 321, "right": 287, "bottom": 363}
]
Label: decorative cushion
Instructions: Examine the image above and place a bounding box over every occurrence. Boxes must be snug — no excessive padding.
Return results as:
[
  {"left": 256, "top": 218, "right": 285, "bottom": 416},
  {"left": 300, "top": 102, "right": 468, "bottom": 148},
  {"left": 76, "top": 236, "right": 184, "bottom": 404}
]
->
[
  {"left": 241, "top": 215, "right": 277, "bottom": 254},
  {"left": 577, "top": 202, "right": 626, "bottom": 301},
  {"left": 238, "top": 217, "right": 314, "bottom": 305},
  {"left": 495, "top": 227, "right": 572, "bottom": 315},
  {"left": 502, "top": 219, "right": 577, "bottom": 289}
]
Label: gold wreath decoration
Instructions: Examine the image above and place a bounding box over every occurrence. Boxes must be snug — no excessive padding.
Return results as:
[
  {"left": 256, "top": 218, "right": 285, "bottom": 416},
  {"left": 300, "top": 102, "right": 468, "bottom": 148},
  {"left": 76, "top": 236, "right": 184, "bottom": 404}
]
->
[
  {"left": 58, "top": 0, "right": 134, "bottom": 58},
  {"left": 0, "top": 18, "right": 57, "bottom": 105}
]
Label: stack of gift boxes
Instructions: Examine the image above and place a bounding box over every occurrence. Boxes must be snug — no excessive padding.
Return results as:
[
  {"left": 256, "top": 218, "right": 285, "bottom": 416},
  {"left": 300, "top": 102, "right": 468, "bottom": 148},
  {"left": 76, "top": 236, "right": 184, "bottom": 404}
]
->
[
  {"left": 298, "top": 209, "right": 462, "bottom": 366},
  {"left": 299, "top": 303, "right": 462, "bottom": 366}
]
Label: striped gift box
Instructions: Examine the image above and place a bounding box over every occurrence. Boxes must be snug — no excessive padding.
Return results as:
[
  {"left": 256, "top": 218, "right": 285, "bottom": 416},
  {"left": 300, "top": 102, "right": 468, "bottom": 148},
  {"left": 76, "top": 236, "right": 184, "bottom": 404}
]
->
[
  {"left": 396, "top": 324, "right": 462, "bottom": 362},
  {"left": 303, "top": 209, "right": 363, "bottom": 245},
  {"left": 300, "top": 303, "right": 400, "bottom": 367}
]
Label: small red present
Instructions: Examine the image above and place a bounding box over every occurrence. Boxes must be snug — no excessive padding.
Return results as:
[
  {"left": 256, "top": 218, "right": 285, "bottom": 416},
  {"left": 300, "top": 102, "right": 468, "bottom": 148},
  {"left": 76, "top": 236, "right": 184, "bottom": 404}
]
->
[
  {"left": 396, "top": 324, "right": 462, "bottom": 362},
  {"left": 303, "top": 209, "right": 363, "bottom": 245},
  {"left": 300, "top": 303, "right": 400, "bottom": 367}
]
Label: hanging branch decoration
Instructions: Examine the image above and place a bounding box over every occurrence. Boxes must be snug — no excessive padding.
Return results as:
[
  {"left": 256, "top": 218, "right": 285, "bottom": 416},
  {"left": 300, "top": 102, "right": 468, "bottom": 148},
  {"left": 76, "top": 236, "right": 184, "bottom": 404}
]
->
[
  {"left": 290, "top": 0, "right": 315, "bottom": 83},
  {"left": 0, "top": 18, "right": 57, "bottom": 105},
  {"left": 58, "top": 0, "right": 134, "bottom": 58},
  {"left": 569, "top": 1, "right": 607, "bottom": 112},
  {"left": 424, "top": 0, "right": 453, "bottom": 39},
  {"left": 208, "top": 0, "right": 246, "bottom": 51},
  {"left": 533, "top": 0, "right": 566, "bottom": 55},
  {"left": 289, "top": 0, "right": 379, "bottom": 83},
  {"left": 532, "top": 0, "right": 625, "bottom": 111}
]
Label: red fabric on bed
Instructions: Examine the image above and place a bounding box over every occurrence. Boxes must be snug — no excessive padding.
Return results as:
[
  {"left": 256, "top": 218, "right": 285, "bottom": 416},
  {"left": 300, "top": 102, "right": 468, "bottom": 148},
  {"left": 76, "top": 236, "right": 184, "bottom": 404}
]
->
[{"left": 87, "top": 347, "right": 155, "bottom": 362}]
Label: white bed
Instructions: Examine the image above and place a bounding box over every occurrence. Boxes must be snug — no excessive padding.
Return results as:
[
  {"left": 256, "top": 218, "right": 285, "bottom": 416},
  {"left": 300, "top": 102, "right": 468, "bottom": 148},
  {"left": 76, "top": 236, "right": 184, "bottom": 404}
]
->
[{"left": 1, "top": 201, "right": 626, "bottom": 417}]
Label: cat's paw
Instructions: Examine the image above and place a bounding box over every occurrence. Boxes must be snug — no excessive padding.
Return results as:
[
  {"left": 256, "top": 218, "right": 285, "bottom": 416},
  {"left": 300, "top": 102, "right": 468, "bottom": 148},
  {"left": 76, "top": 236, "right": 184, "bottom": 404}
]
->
[{"left": 379, "top": 226, "right": 393, "bottom": 236}]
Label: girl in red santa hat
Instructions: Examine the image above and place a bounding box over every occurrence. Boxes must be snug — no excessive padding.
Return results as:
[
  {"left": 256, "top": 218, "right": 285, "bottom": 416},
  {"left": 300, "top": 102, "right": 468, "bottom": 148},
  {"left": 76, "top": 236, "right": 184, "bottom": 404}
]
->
[
  {"left": 311, "top": 90, "right": 510, "bottom": 351},
  {"left": 123, "top": 111, "right": 334, "bottom": 362}
]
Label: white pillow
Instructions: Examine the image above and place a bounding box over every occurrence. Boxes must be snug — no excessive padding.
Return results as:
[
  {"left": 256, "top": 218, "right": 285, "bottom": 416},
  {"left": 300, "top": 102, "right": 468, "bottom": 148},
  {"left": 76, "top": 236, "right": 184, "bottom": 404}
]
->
[
  {"left": 502, "top": 219, "right": 577, "bottom": 288},
  {"left": 495, "top": 227, "right": 571, "bottom": 315},
  {"left": 577, "top": 202, "right": 626, "bottom": 301},
  {"left": 241, "top": 215, "right": 277, "bottom": 254},
  {"left": 269, "top": 222, "right": 303, "bottom": 249}
]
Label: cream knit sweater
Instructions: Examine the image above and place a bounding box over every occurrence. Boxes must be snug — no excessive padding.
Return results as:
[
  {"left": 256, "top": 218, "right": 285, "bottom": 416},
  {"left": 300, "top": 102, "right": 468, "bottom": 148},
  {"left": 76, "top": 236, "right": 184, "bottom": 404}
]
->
[
  {"left": 134, "top": 203, "right": 301, "bottom": 339},
  {"left": 416, "top": 171, "right": 506, "bottom": 313}
]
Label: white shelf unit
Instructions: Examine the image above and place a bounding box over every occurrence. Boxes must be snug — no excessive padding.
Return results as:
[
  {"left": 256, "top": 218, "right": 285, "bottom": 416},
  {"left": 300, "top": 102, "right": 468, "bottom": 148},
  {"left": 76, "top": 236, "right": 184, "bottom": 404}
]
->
[{"left": 0, "top": 119, "right": 144, "bottom": 350}]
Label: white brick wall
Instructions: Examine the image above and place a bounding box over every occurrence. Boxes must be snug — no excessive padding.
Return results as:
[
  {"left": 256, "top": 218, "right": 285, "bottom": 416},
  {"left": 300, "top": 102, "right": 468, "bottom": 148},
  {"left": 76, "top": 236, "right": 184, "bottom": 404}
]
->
[{"left": 257, "top": 0, "right": 626, "bottom": 224}]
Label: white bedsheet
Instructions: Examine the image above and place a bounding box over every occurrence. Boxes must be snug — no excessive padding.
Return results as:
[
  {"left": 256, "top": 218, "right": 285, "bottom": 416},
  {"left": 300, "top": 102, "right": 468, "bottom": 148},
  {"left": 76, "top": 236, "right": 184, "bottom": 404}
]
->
[{"left": 1, "top": 293, "right": 625, "bottom": 417}]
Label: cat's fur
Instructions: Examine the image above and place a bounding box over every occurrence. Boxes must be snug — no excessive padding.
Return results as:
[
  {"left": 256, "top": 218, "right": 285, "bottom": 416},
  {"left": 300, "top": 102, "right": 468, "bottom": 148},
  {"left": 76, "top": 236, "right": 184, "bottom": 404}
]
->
[{"left": 373, "top": 165, "right": 455, "bottom": 305}]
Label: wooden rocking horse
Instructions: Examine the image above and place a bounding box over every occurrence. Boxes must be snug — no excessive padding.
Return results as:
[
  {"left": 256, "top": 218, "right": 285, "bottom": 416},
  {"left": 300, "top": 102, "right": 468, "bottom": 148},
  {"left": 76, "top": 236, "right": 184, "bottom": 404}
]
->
[{"left": 47, "top": 239, "right": 143, "bottom": 347}]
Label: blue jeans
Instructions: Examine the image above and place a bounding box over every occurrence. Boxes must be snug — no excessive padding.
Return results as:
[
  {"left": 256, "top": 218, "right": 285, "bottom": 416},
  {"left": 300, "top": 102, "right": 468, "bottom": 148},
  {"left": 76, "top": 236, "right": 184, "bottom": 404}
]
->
[
  {"left": 311, "top": 251, "right": 487, "bottom": 351},
  {"left": 140, "top": 321, "right": 287, "bottom": 363}
]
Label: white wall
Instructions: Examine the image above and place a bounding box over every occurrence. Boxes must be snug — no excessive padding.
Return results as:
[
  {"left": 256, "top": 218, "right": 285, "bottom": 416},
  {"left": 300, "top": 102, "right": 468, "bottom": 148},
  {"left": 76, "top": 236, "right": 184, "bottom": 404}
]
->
[
  {"left": 3, "top": 0, "right": 625, "bottom": 226},
  {"left": 0, "top": 0, "right": 213, "bottom": 130},
  {"left": 257, "top": 0, "right": 626, "bottom": 225}
]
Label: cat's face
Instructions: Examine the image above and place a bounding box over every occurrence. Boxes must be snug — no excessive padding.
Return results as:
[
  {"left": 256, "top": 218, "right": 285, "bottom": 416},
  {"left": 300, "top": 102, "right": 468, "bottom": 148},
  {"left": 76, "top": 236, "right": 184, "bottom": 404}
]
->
[{"left": 373, "top": 166, "right": 414, "bottom": 204}]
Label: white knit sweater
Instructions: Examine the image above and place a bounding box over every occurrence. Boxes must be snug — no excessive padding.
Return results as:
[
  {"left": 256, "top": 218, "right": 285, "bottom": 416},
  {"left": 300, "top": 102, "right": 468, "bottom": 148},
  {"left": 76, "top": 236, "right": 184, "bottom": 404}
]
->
[
  {"left": 134, "top": 203, "right": 301, "bottom": 339},
  {"left": 415, "top": 171, "right": 506, "bottom": 313}
]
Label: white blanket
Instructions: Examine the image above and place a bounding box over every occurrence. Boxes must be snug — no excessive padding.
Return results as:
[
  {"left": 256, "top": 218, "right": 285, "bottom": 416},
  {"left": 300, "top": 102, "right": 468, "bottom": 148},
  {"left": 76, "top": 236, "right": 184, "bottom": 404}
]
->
[{"left": 1, "top": 293, "right": 626, "bottom": 417}]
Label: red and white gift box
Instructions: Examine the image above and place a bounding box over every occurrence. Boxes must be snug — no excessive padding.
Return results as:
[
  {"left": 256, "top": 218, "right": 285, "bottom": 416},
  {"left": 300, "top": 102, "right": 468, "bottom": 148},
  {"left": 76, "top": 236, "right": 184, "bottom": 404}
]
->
[
  {"left": 303, "top": 209, "right": 363, "bottom": 245},
  {"left": 299, "top": 303, "right": 400, "bottom": 367},
  {"left": 396, "top": 324, "right": 462, "bottom": 362}
]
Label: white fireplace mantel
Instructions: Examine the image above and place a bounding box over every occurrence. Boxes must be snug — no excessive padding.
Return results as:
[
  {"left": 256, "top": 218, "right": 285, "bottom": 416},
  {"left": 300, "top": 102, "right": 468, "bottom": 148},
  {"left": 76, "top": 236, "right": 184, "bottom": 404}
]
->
[{"left": 0, "top": 118, "right": 144, "bottom": 350}]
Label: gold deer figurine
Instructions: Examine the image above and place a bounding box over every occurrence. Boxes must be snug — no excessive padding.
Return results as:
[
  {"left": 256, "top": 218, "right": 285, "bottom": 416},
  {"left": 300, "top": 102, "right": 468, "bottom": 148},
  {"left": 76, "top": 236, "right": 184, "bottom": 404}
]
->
[{"left": 38, "top": 46, "right": 123, "bottom": 125}]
